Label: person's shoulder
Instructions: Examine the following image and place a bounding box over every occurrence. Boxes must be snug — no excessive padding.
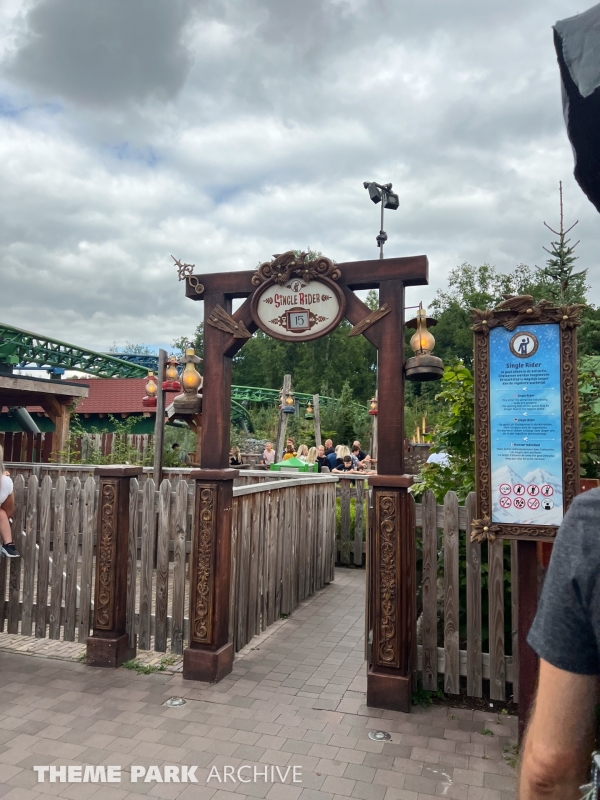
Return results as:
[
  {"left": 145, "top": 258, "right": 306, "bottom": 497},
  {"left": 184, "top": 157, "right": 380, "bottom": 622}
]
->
[
  {"left": 0, "top": 475, "right": 13, "bottom": 500},
  {"left": 554, "top": 488, "right": 600, "bottom": 555}
]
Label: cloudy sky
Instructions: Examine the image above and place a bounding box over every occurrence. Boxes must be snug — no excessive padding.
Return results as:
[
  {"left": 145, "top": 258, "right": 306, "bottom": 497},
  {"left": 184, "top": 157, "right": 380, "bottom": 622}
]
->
[{"left": 0, "top": 0, "right": 598, "bottom": 354}]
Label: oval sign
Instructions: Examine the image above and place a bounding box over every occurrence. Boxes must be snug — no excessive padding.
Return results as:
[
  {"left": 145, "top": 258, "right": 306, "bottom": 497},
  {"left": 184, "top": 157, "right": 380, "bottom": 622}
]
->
[{"left": 251, "top": 276, "right": 346, "bottom": 342}]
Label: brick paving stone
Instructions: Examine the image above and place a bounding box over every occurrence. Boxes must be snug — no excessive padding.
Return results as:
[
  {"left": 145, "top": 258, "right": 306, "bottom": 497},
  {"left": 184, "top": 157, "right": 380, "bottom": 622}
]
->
[{"left": 0, "top": 569, "right": 515, "bottom": 800}]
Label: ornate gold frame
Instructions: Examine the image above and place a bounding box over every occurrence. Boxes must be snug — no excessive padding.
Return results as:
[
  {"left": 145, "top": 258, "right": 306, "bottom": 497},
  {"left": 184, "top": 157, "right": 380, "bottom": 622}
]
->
[{"left": 471, "top": 297, "right": 584, "bottom": 542}]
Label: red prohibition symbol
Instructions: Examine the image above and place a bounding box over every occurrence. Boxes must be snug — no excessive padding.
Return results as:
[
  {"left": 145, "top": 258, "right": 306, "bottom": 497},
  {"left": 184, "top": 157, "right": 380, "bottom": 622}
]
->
[
  {"left": 541, "top": 484, "right": 554, "bottom": 497},
  {"left": 499, "top": 497, "right": 512, "bottom": 509},
  {"left": 514, "top": 497, "right": 526, "bottom": 509},
  {"left": 527, "top": 485, "right": 539, "bottom": 496},
  {"left": 499, "top": 484, "right": 511, "bottom": 495},
  {"left": 528, "top": 498, "right": 540, "bottom": 510}
]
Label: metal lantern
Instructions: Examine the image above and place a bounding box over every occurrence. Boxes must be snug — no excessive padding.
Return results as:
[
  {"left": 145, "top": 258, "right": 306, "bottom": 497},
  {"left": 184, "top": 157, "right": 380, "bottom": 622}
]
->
[
  {"left": 283, "top": 392, "right": 295, "bottom": 414},
  {"left": 305, "top": 401, "right": 314, "bottom": 420},
  {"left": 142, "top": 371, "right": 158, "bottom": 407},
  {"left": 405, "top": 307, "right": 444, "bottom": 382},
  {"left": 368, "top": 396, "right": 378, "bottom": 416},
  {"left": 162, "top": 355, "right": 181, "bottom": 391},
  {"left": 173, "top": 347, "right": 203, "bottom": 413}
]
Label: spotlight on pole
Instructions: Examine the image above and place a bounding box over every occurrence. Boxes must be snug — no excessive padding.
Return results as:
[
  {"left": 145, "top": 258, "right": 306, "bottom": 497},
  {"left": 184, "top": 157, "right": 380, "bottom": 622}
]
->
[{"left": 363, "top": 181, "right": 400, "bottom": 259}]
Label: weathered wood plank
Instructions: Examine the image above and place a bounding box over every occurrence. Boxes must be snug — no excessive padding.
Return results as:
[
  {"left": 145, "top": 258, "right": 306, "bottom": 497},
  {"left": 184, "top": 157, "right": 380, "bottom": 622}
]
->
[
  {"left": 126, "top": 478, "right": 139, "bottom": 648},
  {"left": 247, "top": 490, "right": 260, "bottom": 639},
  {"left": 78, "top": 477, "right": 96, "bottom": 643},
  {"left": 154, "top": 479, "right": 171, "bottom": 652},
  {"left": 488, "top": 539, "right": 506, "bottom": 701},
  {"left": 421, "top": 489, "right": 438, "bottom": 692},
  {"left": 171, "top": 480, "right": 187, "bottom": 655},
  {"left": 0, "top": 538, "right": 7, "bottom": 632},
  {"left": 229, "top": 496, "right": 239, "bottom": 645},
  {"left": 49, "top": 476, "right": 66, "bottom": 639},
  {"left": 417, "top": 645, "right": 516, "bottom": 684},
  {"left": 443, "top": 490, "right": 460, "bottom": 695},
  {"left": 267, "top": 491, "right": 278, "bottom": 625},
  {"left": 20, "top": 475, "right": 38, "bottom": 636},
  {"left": 237, "top": 495, "right": 251, "bottom": 647},
  {"left": 353, "top": 479, "right": 365, "bottom": 567},
  {"left": 138, "top": 478, "right": 156, "bottom": 650},
  {"left": 465, "top": 492, "right": 482, "bottom": 698},
  {"left": 510, "top": 540, "right": 519, "bottom": 703},
  {"left": 340, "top": 479, "right": 350, "bottom": 565},
  {"left": 63, "top": 477, "right": 81, "bottom": 641},
  {"left": 35, "top": 476, "right": 52, "bottom": 638}
]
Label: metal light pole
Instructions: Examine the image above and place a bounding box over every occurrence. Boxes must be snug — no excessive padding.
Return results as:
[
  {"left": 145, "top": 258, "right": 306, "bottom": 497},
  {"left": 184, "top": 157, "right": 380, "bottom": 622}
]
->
[{"left": 363, "top": 181, "right": 400, "bottom": 259}]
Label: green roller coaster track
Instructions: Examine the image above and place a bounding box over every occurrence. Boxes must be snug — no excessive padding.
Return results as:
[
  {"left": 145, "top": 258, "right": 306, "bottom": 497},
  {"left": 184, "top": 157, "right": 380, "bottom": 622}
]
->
[{"left": 0, "top": 322, "right": 363, "bottom": 430}]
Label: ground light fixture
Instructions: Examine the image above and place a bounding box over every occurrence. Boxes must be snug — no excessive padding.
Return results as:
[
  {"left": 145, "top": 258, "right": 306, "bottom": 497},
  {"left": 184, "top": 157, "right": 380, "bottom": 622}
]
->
[
  {"left": 363, "top": 181, "right": 400, "bottom": 259},
  {"left": 405, "top": 305, "right": 444, "bottom": 381},
  {"left": 142, "top": 371, "right": 158, "bottom": 407}
]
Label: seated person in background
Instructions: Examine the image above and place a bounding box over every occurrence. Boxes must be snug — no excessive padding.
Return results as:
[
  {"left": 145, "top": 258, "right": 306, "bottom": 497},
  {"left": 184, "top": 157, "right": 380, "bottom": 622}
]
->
[
  {"left": 324, "top": 439, "right": 335, "bottom": 455},
  {"left": 353, "top": 440, "right": 367, "bottom": 462},
  {"left": 282, "top": 444, "right": 295, "bottom": 461},
  {"left": 334, "top": 445, "right": 350, "bottom": 470},
  {"left": 261, "top": 442, "right": 276, "bottom": 466},
  {"left": 316, "top": 445, "right": 329, "bottom": 472},
  {"left": 297, "top": 444, "right": 309, "bottom": 462},
  {"left": 333, "top": 455, "right": 355, "bottom": 474},
  {"left": 306, "top": 447, "right": 318, "bottom": 467},
  {"left": 229, "top": 446, "right": 242, "bottom": 466},
  {"left": 285, "top": 438, "right": 296, "bottom": 456}
]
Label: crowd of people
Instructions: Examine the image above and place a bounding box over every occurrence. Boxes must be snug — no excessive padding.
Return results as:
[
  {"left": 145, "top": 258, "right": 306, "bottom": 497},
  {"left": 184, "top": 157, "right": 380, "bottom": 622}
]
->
[{"left": 254, "top": 437, "right": 374, "bottom": 474}]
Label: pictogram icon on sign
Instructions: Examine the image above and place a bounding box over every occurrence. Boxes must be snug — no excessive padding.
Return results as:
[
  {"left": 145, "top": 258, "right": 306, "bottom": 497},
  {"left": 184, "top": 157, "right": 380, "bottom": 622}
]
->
[
  {"left": 541, "top": 484, "right": 554, "bottom": 497},
  {"left": 527, "top": 485, "right": 539, "bottom": 496},
  {"left": 513, "top": 484, "right": 525, "bottom": 495},
  {"left": 514, "top": 497, "right": 526, "bottom": 509},
  {"left": 527, "top": 498, "right": 540, "bottom": 510},
  {"left": 499, "top": 497, "right": 512, "bottom": 509},
  {"left": 542, "top": 499, "right": 554, "bottom": 510},
  {"left": 499, "top": 484, "right": 511, "bottom": 495}
]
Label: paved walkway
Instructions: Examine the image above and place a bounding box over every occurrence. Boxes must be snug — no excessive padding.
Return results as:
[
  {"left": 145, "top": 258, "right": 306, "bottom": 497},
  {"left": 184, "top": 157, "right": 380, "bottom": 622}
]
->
[{"left": 0, "top": 569, "right": 517, "bottom": 799}]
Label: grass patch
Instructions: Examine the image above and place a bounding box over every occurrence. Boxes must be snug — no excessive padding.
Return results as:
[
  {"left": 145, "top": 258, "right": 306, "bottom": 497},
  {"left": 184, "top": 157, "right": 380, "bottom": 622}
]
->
[{"left": 122, "top": 655, "right": 178, "bottom": 675}]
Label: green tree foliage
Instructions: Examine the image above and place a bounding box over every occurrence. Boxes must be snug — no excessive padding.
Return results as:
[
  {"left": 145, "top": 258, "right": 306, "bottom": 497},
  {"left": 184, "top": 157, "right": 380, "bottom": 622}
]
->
[{"left": 411, "top": 362, "right": 475, "bottom": 502}]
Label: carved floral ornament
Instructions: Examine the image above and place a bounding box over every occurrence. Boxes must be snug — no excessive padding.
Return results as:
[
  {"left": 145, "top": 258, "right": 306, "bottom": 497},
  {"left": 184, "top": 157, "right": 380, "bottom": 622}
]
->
[
  {"left": 470, "top": 516, "right": 501, "bottom": 544},
  {"left": 470, "top": 295, "right": 586, "bottom": 334},
  {"left": 252, "top": 251, "right": 341, "bottom": 286}
]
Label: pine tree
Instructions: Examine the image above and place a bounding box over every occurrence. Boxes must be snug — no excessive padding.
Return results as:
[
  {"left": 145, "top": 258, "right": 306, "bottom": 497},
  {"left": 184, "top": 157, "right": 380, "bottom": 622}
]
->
[{"left": 537, "top": 181, "right": 588, "bottom": 304}]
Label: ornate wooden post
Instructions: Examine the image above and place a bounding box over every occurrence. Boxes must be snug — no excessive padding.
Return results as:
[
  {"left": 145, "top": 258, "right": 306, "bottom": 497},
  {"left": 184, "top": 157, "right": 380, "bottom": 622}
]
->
[
  {"left": 183, "top": 468, "right": 238, "bottom": 681},
  {"left": 366, "top": 279, "right": 416, "bottom": 713},
  {"left": 86, "top": 465, "right": 141, "bottom": 667}
]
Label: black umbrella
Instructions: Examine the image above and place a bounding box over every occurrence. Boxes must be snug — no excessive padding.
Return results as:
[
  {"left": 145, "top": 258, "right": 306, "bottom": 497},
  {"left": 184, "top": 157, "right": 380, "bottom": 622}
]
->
[{"left": 554, "top": 3, "right": 600, "bottom": 212}]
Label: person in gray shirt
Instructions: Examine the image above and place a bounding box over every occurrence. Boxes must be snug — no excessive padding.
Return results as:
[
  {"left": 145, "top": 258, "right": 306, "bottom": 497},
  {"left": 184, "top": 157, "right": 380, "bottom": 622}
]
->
[{"left": 519, "top": 488, "right": 600, "bottom": 798}]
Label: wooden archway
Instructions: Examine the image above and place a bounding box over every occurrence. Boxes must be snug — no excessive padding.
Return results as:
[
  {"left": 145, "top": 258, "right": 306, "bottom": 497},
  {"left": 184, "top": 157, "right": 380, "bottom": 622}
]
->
[{"left": 181, "top": 252, "right": 429, "bottom": 712}]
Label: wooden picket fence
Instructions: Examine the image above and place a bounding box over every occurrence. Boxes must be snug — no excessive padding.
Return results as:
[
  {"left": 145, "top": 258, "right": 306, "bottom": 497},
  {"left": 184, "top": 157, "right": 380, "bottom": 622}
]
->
[
  {"left": 0, "top": 470, "right": 337, "bottom": 656},
  {"left": 1, "top": 465, "right": 518, "bottom": 700}
]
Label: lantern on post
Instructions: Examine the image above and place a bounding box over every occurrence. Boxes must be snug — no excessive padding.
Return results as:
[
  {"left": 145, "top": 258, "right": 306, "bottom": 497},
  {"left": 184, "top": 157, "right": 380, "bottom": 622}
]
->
[
  {"left": 173, "top": 347, "right": 203, "bottom": 413},
  {"left": 142, "top": 371, "right": 158, "bottom": 407},
  {"left": 368, "top": 396, "right": 378, "bottom": 416},
  {"left": 405, "top": 306, "right": 444, "bottom": 381},
  {"left": 162, "top": 355, "right": 181, "bottom": 391},
  {"left": 305, "top": 401, "right": 314, "bottom": 420},
  {"left": 283, "top": 392, "right": 295, "bottom": 414}
]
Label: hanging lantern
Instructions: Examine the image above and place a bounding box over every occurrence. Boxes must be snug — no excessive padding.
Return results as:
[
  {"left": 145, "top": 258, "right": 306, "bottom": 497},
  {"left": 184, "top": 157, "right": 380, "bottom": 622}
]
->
[
  {"left": 283, "top": 392, "right": 295, "bottom": 414},
  {"left": 405, "top": 307, "right": 444, "bottom": 381},
  {"left": 173, "top": 347, "right": 203, "bottom": 413},
  {"left": 162, "top": 355, "right": 181, "bottom": 391},
  {"left": 305, "top": 401, "right": 314, "bottom": 420},
  {"left": 142, "top": 371, "right": 158, "bottom": 407},
  {"left": 368, "top": 396, "right": 378, "bottom": 416}
]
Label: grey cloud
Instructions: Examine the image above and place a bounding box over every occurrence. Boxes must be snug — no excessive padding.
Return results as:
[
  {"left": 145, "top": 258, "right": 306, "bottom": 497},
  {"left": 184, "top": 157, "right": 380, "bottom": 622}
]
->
[{"left": 6, "top": 0, "right": 195, "bottom": 107}]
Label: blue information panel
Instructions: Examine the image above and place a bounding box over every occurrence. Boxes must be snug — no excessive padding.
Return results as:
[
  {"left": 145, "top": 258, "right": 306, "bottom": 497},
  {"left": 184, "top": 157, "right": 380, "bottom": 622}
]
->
[{"left": 489, "top": 324, "right": 563, "bottom": 526}]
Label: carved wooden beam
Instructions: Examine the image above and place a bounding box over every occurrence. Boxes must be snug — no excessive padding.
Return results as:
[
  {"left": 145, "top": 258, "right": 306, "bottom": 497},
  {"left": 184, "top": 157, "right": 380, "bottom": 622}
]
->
[
  {"left": 206, "top": 305, "right": 252, "bottom": 339},
  {"left": 348, "top": 304, "right": 391, "bottom": 337}
]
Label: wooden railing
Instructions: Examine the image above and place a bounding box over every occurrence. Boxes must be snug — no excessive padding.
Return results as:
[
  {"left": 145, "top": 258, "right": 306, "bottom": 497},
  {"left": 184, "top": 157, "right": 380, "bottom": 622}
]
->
[
  {"left": 0, "top": 471, "right": 337, "bottom": 657},
  {"left": 1, "top": 467, "right": 518, "bottom": 700}
]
